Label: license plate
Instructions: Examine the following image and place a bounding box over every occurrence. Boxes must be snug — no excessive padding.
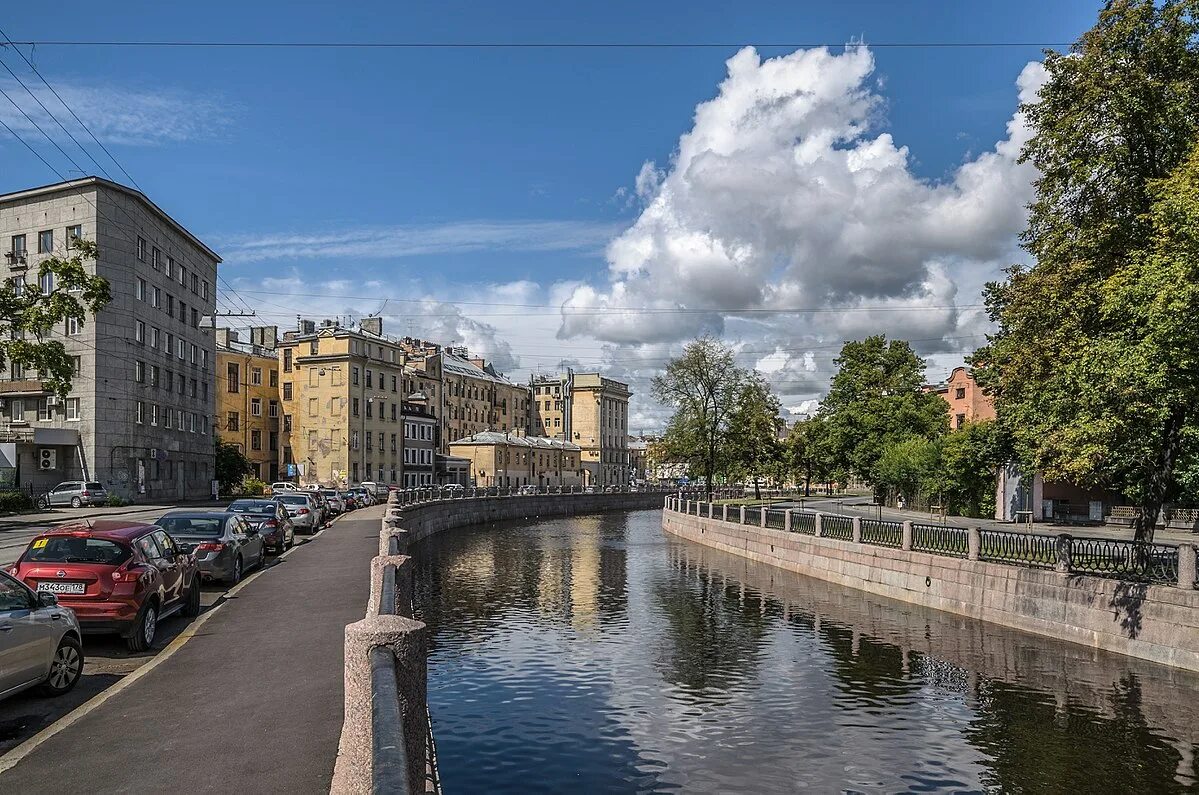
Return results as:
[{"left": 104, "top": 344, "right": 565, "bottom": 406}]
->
[{"left": 37, "top": 581, "right": 86, "bottom": 594}]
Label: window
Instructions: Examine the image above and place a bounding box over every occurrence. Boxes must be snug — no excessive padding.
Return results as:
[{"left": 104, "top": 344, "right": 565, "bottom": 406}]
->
[
  {"left": 352, "top": 367, "right": 359, "bottom": 386},
  {"left": 309, "top": 340, "right": 318, "bottom": 355},
  {"left": 10, "top": 275, "right": 25, "bottom": 295},
  {"left": 39, "top": 271, "right": 54, "bottom": 295},
  {"left": 352, "top": 398, "right": 360, "bottom": 417},
  {"left": 268, "top": 400, "right": 279, "bottom": 418},
  {"left": 251, "top": 367, "right": 262, "bottom": 386},
  {"left": 268, "top": 369, "right": 278, "bottom": 388},
  {"left": 955, "top": 413, "right": 966, "bottom": 429},
  {"left": 178, "top": 339, "right": 185, "bottom": 360},
  {"left": 66, "top": 225, "right": 82, "bottom": 247},
  {"left": 391, "top": 375, "right": 397, "bottom": 392},
  {"left": 191, "top": 308, "right": 198, "bottom": 328},
  {"left": 11, "top": 233, "right": 26, "bottom": 254},
  {"left": 203, "top": 381, "right": 209, "bottom": 401},
  {"left": 390, "top": 403, "right": 397, "bottom": 421},
  {"left": 137, "top": 236, "right": 146, "bottom": 261},
  {"left": 135, "top": 360, "right": 146, "bottom": 383},
  {"left": 166, "top": 333, "right": 174, "bottom": 355},
  {"left": 150, "top": 404, "right": 159, "bottom": 426},
  {"left": 166, "top": 294, "right": 174, "bottom": 317},
  {"left": 366, "top": 370, "right": 373, "bottom": 388},
  {"left": 390, "top": 434, "right": 397, "bottom": 453},
  {"left": 202, "top": 350, "right": 208, "bottom": 370},
  {"left": 38, "top": 229, "right": 53, "bottom": 254},
  {"left": 191, "top": 272, "right": 199, "bottom": 293},
  {"left": 283, "top": 349, "right": 292, "bottom": 372},
  {"left": 166, "top": 256, "right": 175, "bottom": 279},
  {"left": 153, "top": 286, "right": 161, "bottom": 308},
  {"left": 228, "top": 411, "right": 240, "bottom": 432},
  {"left": 150, "top": 365, "right": 159, "bottom": 387},
  {"left": 308, "top": 398, "right": 318, "bottom": 416},
  {"left": 152, "top": 247, "right": 161, "bottom": 271},
  {"left": 190, "top": 378, "right": 197, "bottom": 397},
  {"left": 179, "top": 300, "right": 186, "bottom": 323},
  {"left": 9, "top": 398, "right": 23, "bottom": 421},
  {"left": 190, "top": 343, "right": 197, "bottom": 364},
  {"left": 71, "top": 356, "right": 81, "bottom": 375},
  {"left": 37, "top": 398, "right": 52, "bottom": 421},
  {"left": 136, "top": 400, "right": 145, "bottom": 424},
  {"left": 251, "top": 397, "right": 262, "bottom": 416},
  {"left": 366, "top": 400, "right": 373, "bottom": 419},
  {"left": 150, "top": 327, "right": 160, "bottom": 349},
  {"left": 955, "top": 387, "right": 966, "bottom": 400},
  {"left": 136, "top": 278, "right": 146, "bottom": 301},
  {"left": 283, "top": 415, "right": 292, "bottom": 431},
  {"left": 251, "top": 430, "right": 261, "bottom": 451},
  {"left": 179, "top": 264, "right": 187, "bottom": 286},
  {"left": 135, "top": 320, "right": 145, "bottom": 343},
  {"left": 269, "top": 431, "right": 278, "bottom": 451},
  {"left": 164, "top": 408, "right": 173, "bottom": 429},
  {"left": 282, "top": 382, "right": 293, "bottom": 400}
]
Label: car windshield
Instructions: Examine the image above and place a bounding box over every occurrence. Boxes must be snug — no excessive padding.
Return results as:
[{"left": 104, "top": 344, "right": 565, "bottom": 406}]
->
[
  {"left": 24, "top": 536, "right": 132, "bottom": 565},
  {"left": 321, "top": 491, "right": 338, "bottom": 497},
  {"left": 85, "top": 482, "right": 104, "bottom": 490},
  {"left": 156, "top": 516, "right": 225, "bottom": 536},
  {"left": 228, "top": 501, "right": 275, "bottom": 514},
  {"left": 277, "top": 495, "right": 310, "bottom": 506}
]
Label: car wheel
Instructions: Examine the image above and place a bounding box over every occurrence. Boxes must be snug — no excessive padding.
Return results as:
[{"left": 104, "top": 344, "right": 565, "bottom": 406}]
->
[
  {"left": 71, "top": 496, "right": 82, "bottom": 508},
  {"left": 40, "top": 634, "right": 84, "bottom": 696},
  {"left": 229, "top": 556, "right": 242, "bottom": 585},
  {"left": 127, "top": 602, "right": 158, "bottom": 652},
  {"left": 37, "top": 496, "right": 49, "bottom": 509},
  {"left": 183, "top": 578, "right": 202, "bottom": 617}
]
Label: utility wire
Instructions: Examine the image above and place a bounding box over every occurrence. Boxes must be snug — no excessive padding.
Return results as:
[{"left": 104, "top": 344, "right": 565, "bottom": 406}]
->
[{"left": 1, "top": 39, "right": 1072, "bottom": 49}]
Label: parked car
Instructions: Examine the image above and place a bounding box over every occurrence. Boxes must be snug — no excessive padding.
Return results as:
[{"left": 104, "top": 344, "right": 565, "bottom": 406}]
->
[
  {"left": 226, "top": 499, "right": 295, "bottom": 554},
  {"left": 274, "top": 492, "right": 321, "bottom": 534},
  {"left": 36, "top": 481, "right": 108, "bottom": 509},
  {"left": 0, "top": 570, "right": 84, "bottom": 702},
  {"left": 155, "top": 512, "right": 267, "bottom": 584},
  {"left": 320, "top": 490, "right": 345, "bottom": 515},
  {"left": 349, "top": 487, "right": 373, "bottom": 507},
  {"left": 269, "top": 482, "right": 298, "bottom": 494},
  {"left": 308, "top": 492, "right": 330, "bottom": 526},
  {"left": 360, "top": 481, "right": 388, "bottom": 499},
  {"left": 517, "top": 484, "right": 539, "bottom": 495},
  {"left": 10, "top": 520, "right": 201, "bottom": 652},
  {"left": 340, "top": 491, "right": 360, "bottom": 510},
  {"left": 443, "top": 484, "right": 464, "bottom": 495}
]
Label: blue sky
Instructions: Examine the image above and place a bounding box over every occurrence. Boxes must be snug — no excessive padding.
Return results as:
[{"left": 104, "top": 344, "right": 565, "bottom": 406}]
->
[{"left": 0, "top": 1, "right": 1101, "bottom": 426}]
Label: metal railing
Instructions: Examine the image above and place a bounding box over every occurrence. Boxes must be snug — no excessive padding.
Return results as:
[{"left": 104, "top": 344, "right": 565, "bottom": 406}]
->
[
  {"left": 861, "top": 518, "right": 903, "bottom": 548},
  {"left": 1070, "top": 537, "right": 1180, "bottom": 585},
  {"left": 791, "top": 512, "right": 817, "bottom": 535},
  {"left": 370, "top": 646, "right": 410, "bottom": 795},
  {"left": 912, "top": 523, "right": 969, "bottom": 557},
  {"left": 765, "top": 509, "right": 786, "bottom": 530},
  {"left": 979, "top": 529, "right": 1056, "bottom": 569},
  {"left": 821, "top": 515, "right": 854, "bottom": 541},
  {"left": 743, "top": 506, "right": 762, "bottom": 526}
]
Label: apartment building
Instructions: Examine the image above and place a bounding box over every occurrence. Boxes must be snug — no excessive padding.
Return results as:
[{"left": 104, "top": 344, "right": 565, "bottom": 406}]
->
[
  {"left": 0, "top": 178, "right": 218, "bottom": 499},
  {"left": 924, "top": 366, "right": 996, "bottom": 429},
  {"left": 448, "top": 431, "right": 582, "bottom": 489},
  {"left": 216, "top": 328, "right": 281, "bottom": 482},
  {"left": 401, "top": 392, "right": 437, "bottom": 488},
  {"left": 529, "top": 372, "right": 632, "bottom": 487},
  {"left": 278, "top": 318, "right": 423, "bottom": 487}
]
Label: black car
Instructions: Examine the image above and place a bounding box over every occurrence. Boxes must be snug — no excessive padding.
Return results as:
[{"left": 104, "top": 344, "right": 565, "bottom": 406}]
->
[
  {"left": 227, "top": 499, "right": 296, "bottom": 553},
  {"left": 154, "top": 512, "right": 267, "bottom": 585}
]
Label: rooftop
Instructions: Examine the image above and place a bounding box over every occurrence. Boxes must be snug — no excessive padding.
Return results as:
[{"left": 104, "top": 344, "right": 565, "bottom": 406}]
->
[{"left": 449, "top": 431, "right": 580, "bottom": 451}]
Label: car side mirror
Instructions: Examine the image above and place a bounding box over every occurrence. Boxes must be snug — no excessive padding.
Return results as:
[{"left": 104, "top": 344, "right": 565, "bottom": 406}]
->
[{"left": 37, "top": 591, "right": 58, "bottom": 608}]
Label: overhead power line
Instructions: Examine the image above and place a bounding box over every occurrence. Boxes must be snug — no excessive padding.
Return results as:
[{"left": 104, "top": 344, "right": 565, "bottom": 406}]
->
[{"left": 1, "top": 39, "right": 1072, "bottom": 50}]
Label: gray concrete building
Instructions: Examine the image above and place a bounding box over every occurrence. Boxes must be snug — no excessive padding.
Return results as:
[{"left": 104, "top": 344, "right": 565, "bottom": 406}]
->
[{"left": 0, "top": 178, "right": 220, "bottom": 500}]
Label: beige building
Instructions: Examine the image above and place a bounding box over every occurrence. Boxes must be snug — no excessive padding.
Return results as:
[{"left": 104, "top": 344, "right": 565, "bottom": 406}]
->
[
  {"left": 216, "top": 329, "right": 280, "bottom": 482},
  {"left": 449, "top": 431, "right": 582, "bottom": 489},
  {"left": 278, "top": 318, "right": 416, "bottom": 487},
  {"left": 924, "top": 366, "right": 996, "bottom": 430},
  {"left": 530, "top": 372, "right": 631, "bottom": 487}
]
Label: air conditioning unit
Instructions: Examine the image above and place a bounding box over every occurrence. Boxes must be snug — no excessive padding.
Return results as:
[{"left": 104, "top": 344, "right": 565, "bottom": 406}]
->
[
  {"left": 39, "top": 448, "right": 57, "bottom": 470},
  {"left": 46, "top": 395, "right": 62, "bottom": 407}
]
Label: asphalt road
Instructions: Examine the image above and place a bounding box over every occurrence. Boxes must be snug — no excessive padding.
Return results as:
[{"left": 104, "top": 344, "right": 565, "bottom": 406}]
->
[{"left": 0, "top": 505, "right": 382, "bottom": 793}]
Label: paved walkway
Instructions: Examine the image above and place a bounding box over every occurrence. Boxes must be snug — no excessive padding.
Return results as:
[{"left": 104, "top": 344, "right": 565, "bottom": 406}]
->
[
  {"left": 773, "top": 496, "right": 1199, "bottom": 545},
  {"left": 0, "top": 506, "right": 383, "bottom": 794},
  {"left": 0, "top": 500, "right": 228, "bottom": 532}
]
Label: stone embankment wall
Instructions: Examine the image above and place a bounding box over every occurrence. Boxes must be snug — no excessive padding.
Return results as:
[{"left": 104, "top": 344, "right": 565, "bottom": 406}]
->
[
  {"left": 663, "top": 504, "right": 1199, "bottom": 673},
  {"left": 332, "top": 491, "right": 678, "bottom": 794}
]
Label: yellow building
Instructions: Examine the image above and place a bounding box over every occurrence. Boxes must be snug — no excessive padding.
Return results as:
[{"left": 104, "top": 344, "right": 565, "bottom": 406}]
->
[
  {"left": 530, "top": 372, "right": 631, "bottom": 487},
  {"left": 449, "top": 431, "right": 582, "bottom": 489},
  {"left": 215, "top": 330, "right": 281, "bottom": 482},
  {"left": 278, "top": 318, "right": 415, "bottom": 487}
]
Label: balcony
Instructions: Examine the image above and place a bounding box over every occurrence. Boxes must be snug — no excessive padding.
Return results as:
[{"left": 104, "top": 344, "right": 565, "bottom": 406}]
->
[
  {"left": 5, "top": 250, "right": 28, "bottom": 270},
  {"left": 0, "top": 380, "right": 50, "bottom": 396}
]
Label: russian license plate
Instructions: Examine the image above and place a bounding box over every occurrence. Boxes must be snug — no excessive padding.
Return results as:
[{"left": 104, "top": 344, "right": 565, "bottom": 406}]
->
[{"left": 37, "top": 581, "right": 86, "bottom": 594}]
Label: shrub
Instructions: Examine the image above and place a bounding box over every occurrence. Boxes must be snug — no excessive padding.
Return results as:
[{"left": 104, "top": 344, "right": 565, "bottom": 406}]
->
[
  {"left": 0, "top": 491, "right": 33, "bottom": 513},
  {"left": 241, "top": 477, "right": 267, "bottom": 496},
  {"left": 106, "top": 493, "right": 130, "bottom": 507}
]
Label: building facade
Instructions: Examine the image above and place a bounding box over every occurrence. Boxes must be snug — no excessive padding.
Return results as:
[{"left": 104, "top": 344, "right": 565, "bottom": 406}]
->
[
  {"left": 401, "top": 396, "right": 436, "bottom": 488},
  {"left": 216, "top": 329, "right": 280, "bottom": 482},
  {"left": 529, "top": 372, "right": 631, "bottom": 487},
  {"left": 0, "top": 178, "right": 219, "bottom": 499},
  {"left": 926, "top": 366, "right": 996, "bottom": 429},
  {"left": 449, "top": 431, "right": 582, "bottom": 489}
]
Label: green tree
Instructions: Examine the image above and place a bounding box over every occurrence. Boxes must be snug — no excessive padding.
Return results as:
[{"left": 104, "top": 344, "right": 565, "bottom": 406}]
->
[
  {"left": 786, "top": 415, "right": 834, "bottom": 497},
  {"left": 819, "top": 335, "right": 947, "bottom": 485},
  {"left": 972, "top": 1, "right": 1199, "bottom": 541},
  {"left": 874, "top": 436, "right": 941, "bottom": 507},
  {"left": 215, "top": 438, "right": 251, "bottom": 495},
  {"left": 725, "top": 372, "right": 782, "bottom": 500},
  {"left": 653, "top": 337, "right": 744, "bottom": 500},
  {"left": 930, "top": 420, "right": 1008, "bottom": 518},
  {"left": 0, "top": 238, "right": 111, "bottom": 398}
]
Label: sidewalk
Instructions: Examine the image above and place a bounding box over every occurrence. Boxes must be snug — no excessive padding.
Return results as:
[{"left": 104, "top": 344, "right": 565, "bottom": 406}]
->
[
  {"left": 780, "top": 496, "right": 1199, "bottom": 545},
  {"left": 0, "top": 500, "right": 228, "bottom": 532},
  {"left": 0, "top": 507, "right": 382, "bottom": 794}
]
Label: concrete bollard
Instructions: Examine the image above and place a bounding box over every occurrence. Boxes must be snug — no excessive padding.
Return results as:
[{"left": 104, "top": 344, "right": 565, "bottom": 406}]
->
[
  {"left": 1177, "top": 544, "right": 1197, "bottom": 589},
  {"left": 708, "top": 502, "right": 714, "bottom": 518},
  {"left": 967, "top": 527, "right": 981, "bottom": 561},
  {"left": 784, "top": 510, "right": 792, "bottom": 533},
  {"left": 739, "top": 506, "right": 746, "bottom": 525},
  {"left": 722, "top": 504, "right": 728, "bottom": 522},
  {"left": 760, "top": 508, "right": 768, "bottom": 528},
  {"left": 851, "top": 517, "right": 861, "bottom": 543},
  {"left": 1055, "top": 534, "right": 1073, "bottom": 573},
  {"left": 815, "top": 513, "right": 824, "bottom": 537},
  {"left": 901, "top": 520, "right": 913, "bottom": 550}
]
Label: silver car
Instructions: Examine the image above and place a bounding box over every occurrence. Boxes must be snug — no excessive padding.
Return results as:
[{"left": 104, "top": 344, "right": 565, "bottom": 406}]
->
[
  {"left": 155, "top": 512, "right": 267, "bottom": 585},
  {"left": 275, "top": 493, "right": 320, "bottom": 534},
  {"left": 0, "top": 570, "right": 84, "bottom": 702},
  {"left": 320, "top": 490, "right": 345, "bottom": 515},
  {"left": 37, "top": 481, "right": 108, "bottom": 509}
]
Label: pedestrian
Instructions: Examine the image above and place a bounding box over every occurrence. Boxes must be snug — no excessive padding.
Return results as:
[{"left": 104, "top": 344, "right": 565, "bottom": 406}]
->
[{"left": 897, "top": 494, "right": 906, "bottom": 510}]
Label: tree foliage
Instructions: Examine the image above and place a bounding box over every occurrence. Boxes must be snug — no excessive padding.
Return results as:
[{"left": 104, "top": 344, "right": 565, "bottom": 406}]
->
[
  {"left": 725, "top": 372, "right": 783, "bottom": 499},
  {"left": 0, "top": 238, "right": 111, "bottom": 398},
  {"left": 785, "top": 415, "right": 834, "bottom": 496},
  {"left": 819, "top": 335, "right": 947, "bottom": 484},
  {"left": 215, "top": 438, "right": 252, "bottom": 494},
  {"left": 972, "top": 0, "right": 1199, "bottom": 540}
]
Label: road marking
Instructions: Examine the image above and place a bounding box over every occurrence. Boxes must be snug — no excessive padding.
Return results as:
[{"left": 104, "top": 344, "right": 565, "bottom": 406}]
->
[{"left": 0, "top": 511, "right": 353, "bottom": 776}]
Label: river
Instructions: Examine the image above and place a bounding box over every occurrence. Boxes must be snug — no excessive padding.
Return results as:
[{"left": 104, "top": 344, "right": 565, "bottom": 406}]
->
[{"left": 412, "top": 509, "right": 1199, "bottom": 793}]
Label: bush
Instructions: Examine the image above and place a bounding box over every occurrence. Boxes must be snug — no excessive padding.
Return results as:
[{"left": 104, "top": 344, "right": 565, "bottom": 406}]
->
[
  {"left": 241, "top": 477, "right": 267, "bottom": 496},
  {"left": 0, "top": 491, "right": 34, "bottom": 513},
  {"left": 106, "top": 493, "right": 130, "bottom": 507}
]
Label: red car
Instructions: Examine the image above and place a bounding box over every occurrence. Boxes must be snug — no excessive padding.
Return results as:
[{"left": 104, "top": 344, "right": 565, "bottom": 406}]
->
[{"left": 9, "top": 520, "right": 202, "bottom": 652}]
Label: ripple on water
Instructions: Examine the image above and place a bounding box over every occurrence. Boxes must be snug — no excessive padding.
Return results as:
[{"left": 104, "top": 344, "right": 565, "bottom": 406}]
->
[{"left": 414, "top": 511, "right": 1199, "bottom": 794}]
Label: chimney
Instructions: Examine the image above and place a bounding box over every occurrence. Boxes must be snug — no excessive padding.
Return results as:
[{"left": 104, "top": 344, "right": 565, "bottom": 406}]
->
[
  {"left": 300, "top": 319, "right": 316, "bottom": 335},
  {"left": 361, "top": 316, "right": 383, "bottom": 337},
  {"left": 250, "top": 325, "right": 278, "bottom": 351},
  {"left": 470, "top": 357, "right": 486, "bottom": 369},
  {"left": 215, "top": 328, "right": 236, "bottom": 349}
]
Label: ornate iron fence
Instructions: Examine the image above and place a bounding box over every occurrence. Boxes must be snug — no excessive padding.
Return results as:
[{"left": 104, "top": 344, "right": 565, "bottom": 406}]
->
[
  {"left": 744, "top": 507, "right": 762, "bottom": 526},
  {"left": 792, "top": 512, "right": 817, "bottom": 535},
  {"left": 821, "top": 515, "right": 854, "bottom": 540},
  {"left": 861, "top": 519, "right": 903, "bottom": 548},
  {"left": 979, "top": 530, "right": 1056, "bottom": 569},
  {"left": 1070, "top": 537, "right": 1180, "bottom": 585},
  {"left": 912, "top": 523, "right": 969, "bottom": 557}
]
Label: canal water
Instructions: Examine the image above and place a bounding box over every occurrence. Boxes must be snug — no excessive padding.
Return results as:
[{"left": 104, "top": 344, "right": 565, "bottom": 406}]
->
[{"left": 413, "top": 509, "right": 1199, "bottom": 793}]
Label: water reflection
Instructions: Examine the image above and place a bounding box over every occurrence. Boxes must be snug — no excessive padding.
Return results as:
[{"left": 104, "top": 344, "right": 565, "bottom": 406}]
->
[{"left": 413, "top": 510, "right": 1199, "bottom": 793}]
